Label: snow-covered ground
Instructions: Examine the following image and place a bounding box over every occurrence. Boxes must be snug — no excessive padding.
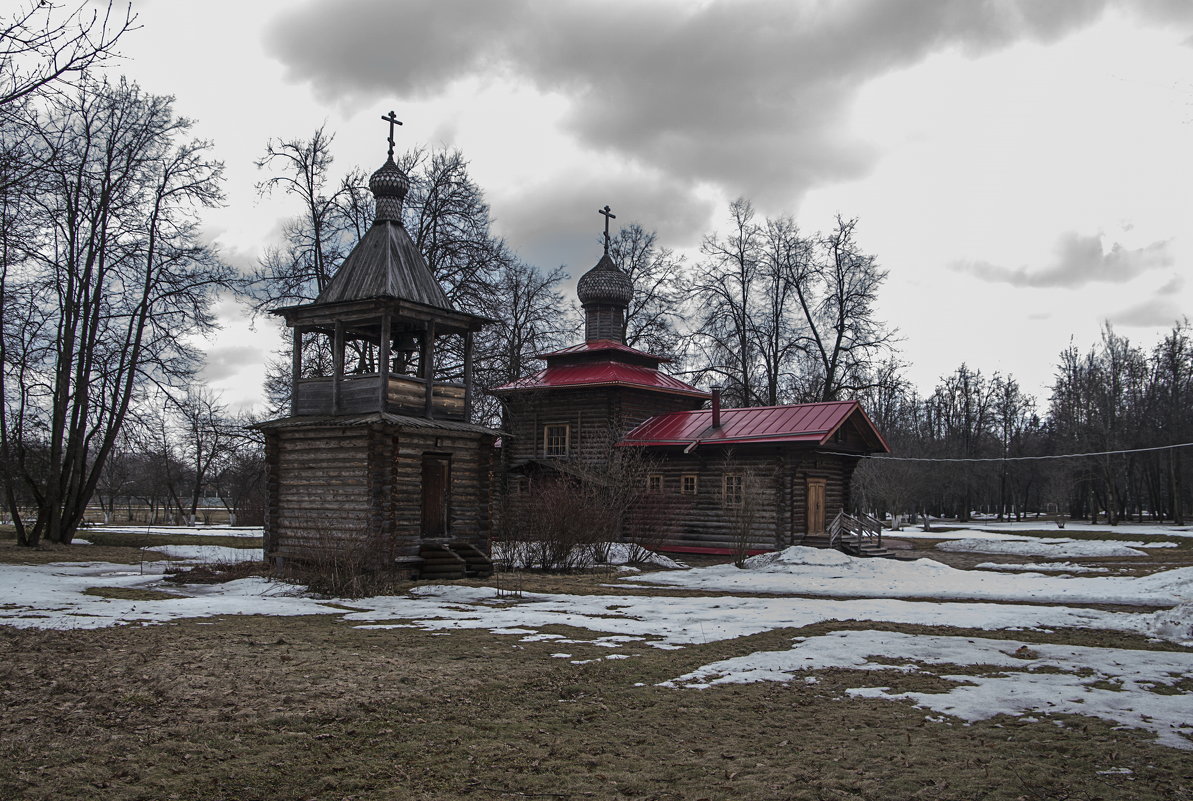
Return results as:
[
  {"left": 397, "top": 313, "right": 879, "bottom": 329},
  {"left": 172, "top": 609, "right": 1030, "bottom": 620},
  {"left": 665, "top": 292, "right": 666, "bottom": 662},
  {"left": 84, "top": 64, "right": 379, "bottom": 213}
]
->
[
  {"left": 146, "top": 544, "right": 265, "bottom": 563},
  {"left": 935, "top": 536, "right": 1176, "bottom": 558},
  {"left": 974, "top": 561, "right": 1112, "bottom": 574},
  {"left": 662, "top": 629, "right": 1193, "bottom": 750},
  {"left": 621, "top": 546, "right": 1193, "bottom": 606},
  {"left": 892, "top": 519, "right": 1193, "bottom": 538},
  {"left": 2, "top": 529, "right": 1191, "bottom": 751},
  {"left": 2, "top": 561, "right": 1187, "bottom": 646},
  {"left": 85, "top": 525, "right": 264, "bottom": 539}
]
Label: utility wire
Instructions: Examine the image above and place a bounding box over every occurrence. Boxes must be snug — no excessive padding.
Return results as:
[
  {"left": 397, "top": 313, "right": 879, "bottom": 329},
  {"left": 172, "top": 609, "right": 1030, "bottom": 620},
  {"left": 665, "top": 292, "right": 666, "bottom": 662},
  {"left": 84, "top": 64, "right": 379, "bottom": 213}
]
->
[{"left": 856, "top": 441, "right": 1193, "bottom": 463}]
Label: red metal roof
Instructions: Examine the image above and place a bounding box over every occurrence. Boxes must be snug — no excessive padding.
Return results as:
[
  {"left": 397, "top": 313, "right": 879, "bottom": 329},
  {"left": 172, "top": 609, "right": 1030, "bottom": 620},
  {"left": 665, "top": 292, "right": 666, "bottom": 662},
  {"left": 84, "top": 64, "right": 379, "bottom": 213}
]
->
[
  {"left": 536, "top": 339, "right": 669, "bottom": 363},
  {"left": 492, "top": 360, "right": 708, "bottom": 397},
  {"left": 618, "top": 400, "right": 890, "bottom": 452}
]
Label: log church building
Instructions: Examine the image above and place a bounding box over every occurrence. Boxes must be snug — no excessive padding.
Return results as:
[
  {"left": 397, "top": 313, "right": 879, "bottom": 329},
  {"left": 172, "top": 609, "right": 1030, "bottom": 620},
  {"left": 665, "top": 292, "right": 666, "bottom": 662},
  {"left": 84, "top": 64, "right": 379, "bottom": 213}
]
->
[{"left": 260, "top": 119, "right": 890, "bottom": 577}]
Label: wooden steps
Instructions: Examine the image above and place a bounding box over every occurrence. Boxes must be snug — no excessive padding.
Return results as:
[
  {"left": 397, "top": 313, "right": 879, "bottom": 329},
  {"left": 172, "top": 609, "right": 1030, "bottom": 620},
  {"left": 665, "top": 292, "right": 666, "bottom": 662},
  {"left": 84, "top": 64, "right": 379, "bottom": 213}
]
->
[
  {"left": 837, "top": 540, "right": 898, "bottom": 559},
  {"left": 416, "top": 541, "right": 494, "bottom": 580}
]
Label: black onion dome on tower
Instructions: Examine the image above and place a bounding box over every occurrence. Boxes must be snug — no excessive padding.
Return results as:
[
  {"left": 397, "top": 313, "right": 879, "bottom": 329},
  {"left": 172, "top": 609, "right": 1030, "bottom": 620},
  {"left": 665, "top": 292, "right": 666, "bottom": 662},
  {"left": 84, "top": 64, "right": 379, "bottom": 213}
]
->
[
  {"left": 577, "top": 252, "right": 633, "bottom": 343},
  {"left": 369, "top": 157, "right": 409, "bottom": 223},
  {"left": 576, "top": 253, "right": 633, "bottom": 306}
]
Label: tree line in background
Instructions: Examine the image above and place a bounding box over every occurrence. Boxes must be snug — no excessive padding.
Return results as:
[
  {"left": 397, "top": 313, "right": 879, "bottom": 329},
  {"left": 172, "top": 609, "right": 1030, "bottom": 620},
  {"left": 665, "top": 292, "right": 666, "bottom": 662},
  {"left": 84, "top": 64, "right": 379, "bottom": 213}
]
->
[
  {"left": 2, "top": 3, "right": 1189, "bottom": 547},
  {"left": 854, "top": 324, "right": 1193, "bottom": 526}
]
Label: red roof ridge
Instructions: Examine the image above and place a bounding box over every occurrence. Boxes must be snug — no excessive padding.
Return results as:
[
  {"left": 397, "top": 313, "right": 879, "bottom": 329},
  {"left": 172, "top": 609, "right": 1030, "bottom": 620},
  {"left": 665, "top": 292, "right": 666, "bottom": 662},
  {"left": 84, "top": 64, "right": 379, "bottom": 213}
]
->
[{"left": 617, "top": 399, "right": 888, "bottom": 453}]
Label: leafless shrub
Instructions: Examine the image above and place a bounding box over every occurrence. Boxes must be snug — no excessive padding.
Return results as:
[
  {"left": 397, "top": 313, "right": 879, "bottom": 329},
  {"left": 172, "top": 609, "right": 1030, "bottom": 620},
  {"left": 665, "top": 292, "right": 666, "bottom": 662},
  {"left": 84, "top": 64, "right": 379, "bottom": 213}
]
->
[
  {"left": 271, "top": 527, "right": 410, "bottom": 598},
  {"left": 506, "top": 479, "right": 612, "bottom": 571}
]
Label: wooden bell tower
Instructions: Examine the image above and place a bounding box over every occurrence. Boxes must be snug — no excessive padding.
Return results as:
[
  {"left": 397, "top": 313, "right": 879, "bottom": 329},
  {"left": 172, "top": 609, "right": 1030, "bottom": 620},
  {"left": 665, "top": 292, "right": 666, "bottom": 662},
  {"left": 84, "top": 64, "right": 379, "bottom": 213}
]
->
[{"left": 258, "top": 114, "right": 499, "bottom": 579}]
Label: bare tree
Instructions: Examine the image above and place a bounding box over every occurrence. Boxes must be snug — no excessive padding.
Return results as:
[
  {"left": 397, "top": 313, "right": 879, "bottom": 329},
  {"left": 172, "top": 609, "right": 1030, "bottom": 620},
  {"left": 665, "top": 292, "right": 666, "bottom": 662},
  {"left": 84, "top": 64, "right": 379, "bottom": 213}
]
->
[
  {"left": 0, "top": 77, "right": 232, "bottom": 546},
  {"left": 0, "top": 1, "right": 136, "bottom": 109},
  {"left": 609, "top": 223, "right": 685, "bottom": 360},
  {"left": 794, "top": 217, "right": 896, "bottom": 401},
  {"left": 168, "top": 388, "right": 240, "bottom": 524},
  {"left": 689, "top": 198, "right": 762, "bottom": 406},
  {"left": 250, "top": 126, "right": 358, "bottom": 307}
]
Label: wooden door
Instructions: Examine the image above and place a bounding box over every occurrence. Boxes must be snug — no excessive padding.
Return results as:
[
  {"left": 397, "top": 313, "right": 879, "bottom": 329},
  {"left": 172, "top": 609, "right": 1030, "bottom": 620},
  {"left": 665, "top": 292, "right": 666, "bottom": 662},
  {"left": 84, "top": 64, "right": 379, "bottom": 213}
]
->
[
  {"left": 421, "top": 454, "right": 451, "bottom": 538},
  {"left": 806, "top": 478, "right": 826, "bottom": 536}
]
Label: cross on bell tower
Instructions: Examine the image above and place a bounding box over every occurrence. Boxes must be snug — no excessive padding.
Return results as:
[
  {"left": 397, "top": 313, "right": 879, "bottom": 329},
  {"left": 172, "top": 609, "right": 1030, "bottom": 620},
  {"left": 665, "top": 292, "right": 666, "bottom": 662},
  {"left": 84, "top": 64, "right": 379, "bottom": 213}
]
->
[
  {"left": 381, "top": 110, "right": 402, "bottom": 160},
  {"left": 599, "top": 204, "right": 616, "bottom": 255}
]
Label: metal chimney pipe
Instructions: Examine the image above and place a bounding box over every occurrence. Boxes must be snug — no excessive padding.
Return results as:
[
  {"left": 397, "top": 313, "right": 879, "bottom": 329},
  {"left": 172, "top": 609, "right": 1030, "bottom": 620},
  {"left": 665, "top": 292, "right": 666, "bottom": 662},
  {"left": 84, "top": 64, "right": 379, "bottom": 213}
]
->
[{"left": 711, "top": 385, "right": 723, "bottom": 428}]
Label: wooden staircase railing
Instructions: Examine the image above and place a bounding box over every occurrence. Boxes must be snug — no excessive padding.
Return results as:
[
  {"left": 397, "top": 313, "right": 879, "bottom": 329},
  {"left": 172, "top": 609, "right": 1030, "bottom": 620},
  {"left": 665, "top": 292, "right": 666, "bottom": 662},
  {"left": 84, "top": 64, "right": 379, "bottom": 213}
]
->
[{"left": 828, "top": 510, "right": 884, "bottom": 553}]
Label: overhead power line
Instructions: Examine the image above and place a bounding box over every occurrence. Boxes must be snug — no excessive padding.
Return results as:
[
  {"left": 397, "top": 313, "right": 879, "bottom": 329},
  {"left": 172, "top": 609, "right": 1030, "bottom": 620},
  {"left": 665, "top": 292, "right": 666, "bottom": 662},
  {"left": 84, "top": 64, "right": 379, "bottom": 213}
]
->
[{"left": 857, "top": 441, "right": 1193, "bottom": 463}]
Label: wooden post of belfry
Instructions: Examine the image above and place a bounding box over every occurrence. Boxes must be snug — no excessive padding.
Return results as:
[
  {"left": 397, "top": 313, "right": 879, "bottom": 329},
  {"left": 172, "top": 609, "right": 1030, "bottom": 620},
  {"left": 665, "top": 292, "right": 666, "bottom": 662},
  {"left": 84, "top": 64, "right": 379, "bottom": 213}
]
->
[
  {"left": 290, "top": 326, "right": 302, "bottom": 415},
  {"left": 463, "top": 329, "right": 474, "bottom": 420},
  {"left": 332, "top": 321, "right": 344, "bottom": 414},
  {"left": 378, "top": 312, "right": 391, "bottom": 413},
  {"left": 423, "top": 320, "right": 437, "bottom": 418}
]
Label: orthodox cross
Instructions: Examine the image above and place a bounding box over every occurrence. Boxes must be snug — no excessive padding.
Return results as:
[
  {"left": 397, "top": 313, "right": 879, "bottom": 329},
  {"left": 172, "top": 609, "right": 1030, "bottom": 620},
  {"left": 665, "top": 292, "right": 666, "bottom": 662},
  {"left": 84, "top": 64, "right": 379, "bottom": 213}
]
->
[
  {"left": 599, "top": 204, "right": 616, "bottom": 255},
  {"left": 381, "top": 110, "right": 403, "bottom": 159}
]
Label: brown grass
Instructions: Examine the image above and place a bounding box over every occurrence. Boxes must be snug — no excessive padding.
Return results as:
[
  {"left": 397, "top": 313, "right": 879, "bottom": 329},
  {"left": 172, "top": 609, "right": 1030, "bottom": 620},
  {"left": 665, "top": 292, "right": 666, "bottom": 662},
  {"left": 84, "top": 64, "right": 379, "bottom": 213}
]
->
[
  {"left": 0, "top": 610, "right": 1190, "bottom": 801},
  {"left": 1, "top": 524, "right": 1191, "bottom": 799},
  {"left": 82, "top": 587, "right": 185, "bottom": 601}
]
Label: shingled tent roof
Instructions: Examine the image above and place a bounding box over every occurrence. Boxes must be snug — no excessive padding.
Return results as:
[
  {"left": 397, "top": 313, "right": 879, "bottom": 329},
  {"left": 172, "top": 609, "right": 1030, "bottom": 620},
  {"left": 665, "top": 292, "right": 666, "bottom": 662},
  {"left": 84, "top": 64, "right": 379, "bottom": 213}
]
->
[
  {"left": 313, "top": 217, "right": 452, "bottom": 310},
  {"left": 296, "top": 152, "right": 451, "bottom": 310}
]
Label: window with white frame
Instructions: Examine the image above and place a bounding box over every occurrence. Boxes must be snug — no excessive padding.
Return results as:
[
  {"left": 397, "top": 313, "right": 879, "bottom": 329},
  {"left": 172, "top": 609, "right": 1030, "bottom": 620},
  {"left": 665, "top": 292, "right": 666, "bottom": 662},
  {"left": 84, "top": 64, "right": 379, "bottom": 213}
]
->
[
  {"left": 543, "top": 424, "right": 570, "bottom": 457},
  {"left": 647, "top": 474, "right": 663, "bottom": 493},
  {"left": 680, "top": 474, "right": 698, "bottom": 496}
]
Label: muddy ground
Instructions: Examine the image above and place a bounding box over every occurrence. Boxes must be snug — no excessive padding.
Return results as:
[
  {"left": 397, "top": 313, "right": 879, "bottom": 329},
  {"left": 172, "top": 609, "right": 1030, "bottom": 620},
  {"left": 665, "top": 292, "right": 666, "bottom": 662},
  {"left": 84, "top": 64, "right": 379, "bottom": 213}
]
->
[{"left": 1, "top": 532, "right": 1191, "bottom": 800}]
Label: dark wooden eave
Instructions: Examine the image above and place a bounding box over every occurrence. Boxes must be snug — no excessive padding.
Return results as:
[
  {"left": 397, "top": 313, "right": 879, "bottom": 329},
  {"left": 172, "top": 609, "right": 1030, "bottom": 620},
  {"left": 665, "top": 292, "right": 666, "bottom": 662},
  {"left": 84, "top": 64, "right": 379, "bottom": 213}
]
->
[
  {"left": 255, "top": 411, "right": 503, "bottom": 437},
  {"left": 272, "top": 296, "right": 492, "bottom": 334}
]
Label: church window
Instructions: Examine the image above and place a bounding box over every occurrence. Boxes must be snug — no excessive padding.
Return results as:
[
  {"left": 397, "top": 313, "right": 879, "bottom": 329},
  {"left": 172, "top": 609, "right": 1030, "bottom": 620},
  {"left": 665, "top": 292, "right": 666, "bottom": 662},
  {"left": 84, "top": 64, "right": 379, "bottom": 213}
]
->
[
  {"left": 680, "top": 474, "right": 698, "bottom": 495},
  {"left": 723, "top": 474, "right": 744, "bottom": 506},
  {"left": 543, "top": 424, "right": 570, "bottom": 457},
  {"left": 647, "top": 474, "right": 663, "bottom": 493}
]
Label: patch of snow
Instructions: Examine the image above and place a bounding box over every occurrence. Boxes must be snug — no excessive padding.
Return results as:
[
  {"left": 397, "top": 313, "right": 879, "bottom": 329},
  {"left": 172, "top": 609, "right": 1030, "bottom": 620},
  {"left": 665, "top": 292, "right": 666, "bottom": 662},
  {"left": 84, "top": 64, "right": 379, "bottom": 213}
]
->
[
  {"left": 896, "top": 520, "right": 1193, "bottom": 538},
  {"left": 91, "top": 526, "right": 263, "bottom": 539},
  {"left": 1, "top": 561, "right": 1187, "bottom": 647},
  {"left": 72, "top": 539, "right": 92, "bottom": 546},
  {"left": 662, "top": 629, "right": 1193, "bottom": 750},
  {"left": 974, "top": 562, "right": 1111, "bottom": 574},
  {"left": 1138, "top": 603, "right": 1193, "bottom": 644},
  {"left": 0, "top": 562, "right": 341, "bottom": 629},
  {"left": 937, "top": 538, "right": 1174, "bottom": 558},
  {"left": 622, "top": 546, "right": 1193, "bottom": 607},
  {"left": 147, "top": 545, "right": 264, "bottom": 563}
]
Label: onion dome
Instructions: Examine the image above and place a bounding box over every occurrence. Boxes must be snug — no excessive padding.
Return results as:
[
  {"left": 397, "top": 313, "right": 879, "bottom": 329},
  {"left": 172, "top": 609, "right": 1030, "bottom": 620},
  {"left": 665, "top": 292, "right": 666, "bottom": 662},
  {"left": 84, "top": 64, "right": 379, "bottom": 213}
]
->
[
  {"left": 370, "top": 158, "right": 409, "bottom": 223},
  {"left": 576, "top": 253, "right": 633, "bottom": 307}
]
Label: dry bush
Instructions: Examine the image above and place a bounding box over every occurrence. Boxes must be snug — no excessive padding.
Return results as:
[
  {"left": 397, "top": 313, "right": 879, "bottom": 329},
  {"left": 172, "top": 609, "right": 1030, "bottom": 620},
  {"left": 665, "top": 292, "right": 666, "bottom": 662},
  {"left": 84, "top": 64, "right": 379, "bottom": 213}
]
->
[
  {"left": 271, "top": 527, "right": 410, "bottom": 598},
  {"left": 506, "top": 479, "right": 614, "bottom": 571}
]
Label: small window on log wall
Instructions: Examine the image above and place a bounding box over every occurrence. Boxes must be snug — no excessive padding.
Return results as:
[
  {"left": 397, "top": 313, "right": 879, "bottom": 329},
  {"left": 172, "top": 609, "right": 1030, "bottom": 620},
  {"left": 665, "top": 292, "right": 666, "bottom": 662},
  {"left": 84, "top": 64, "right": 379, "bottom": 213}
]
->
[
  {"left": 543, "top": 424, "right": 570, "bottom": 457},
  {"left": 680, "top": 474, "right": 698, "bottom": 495},
  {"left": 646, "top": 474, "right": 663, "bottom": 493},
  {"left": 723, "top": 474, "right": 744, "bottom": 506}
]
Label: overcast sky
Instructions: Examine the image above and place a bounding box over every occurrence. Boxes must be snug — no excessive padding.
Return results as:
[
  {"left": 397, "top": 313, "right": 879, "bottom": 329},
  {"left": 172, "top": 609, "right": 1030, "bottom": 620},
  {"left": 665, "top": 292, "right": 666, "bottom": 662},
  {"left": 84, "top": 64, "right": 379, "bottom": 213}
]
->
[{"left": 115, "top": 0, "right": 1193, "bottom": 410}]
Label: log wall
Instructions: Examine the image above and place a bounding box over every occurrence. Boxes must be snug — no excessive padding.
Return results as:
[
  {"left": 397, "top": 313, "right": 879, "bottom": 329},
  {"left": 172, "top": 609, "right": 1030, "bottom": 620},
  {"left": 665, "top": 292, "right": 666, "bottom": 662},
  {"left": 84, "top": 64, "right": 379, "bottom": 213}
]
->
[
  {"left": 264, "top": 423, "right": 494, "bottom": 566},
  {"left": 622, "top": 447, "right": 861, "bottom": 552},
  {"left": 502, "top": 387, "right": 703, "bottom": 467}
]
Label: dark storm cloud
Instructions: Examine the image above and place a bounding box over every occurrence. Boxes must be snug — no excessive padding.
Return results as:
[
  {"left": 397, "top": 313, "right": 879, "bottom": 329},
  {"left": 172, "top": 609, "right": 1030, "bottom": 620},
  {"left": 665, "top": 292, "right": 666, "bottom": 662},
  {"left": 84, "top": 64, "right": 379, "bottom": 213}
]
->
[
  {"left": 266, "top": 1, "right": 1187, "bottom": 203},
  {"left": 954, "top": 234, "right": 1173, "bottom": 288},
  {"left": 492, "top": 173, "right": 715, "bottom": 273}
]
